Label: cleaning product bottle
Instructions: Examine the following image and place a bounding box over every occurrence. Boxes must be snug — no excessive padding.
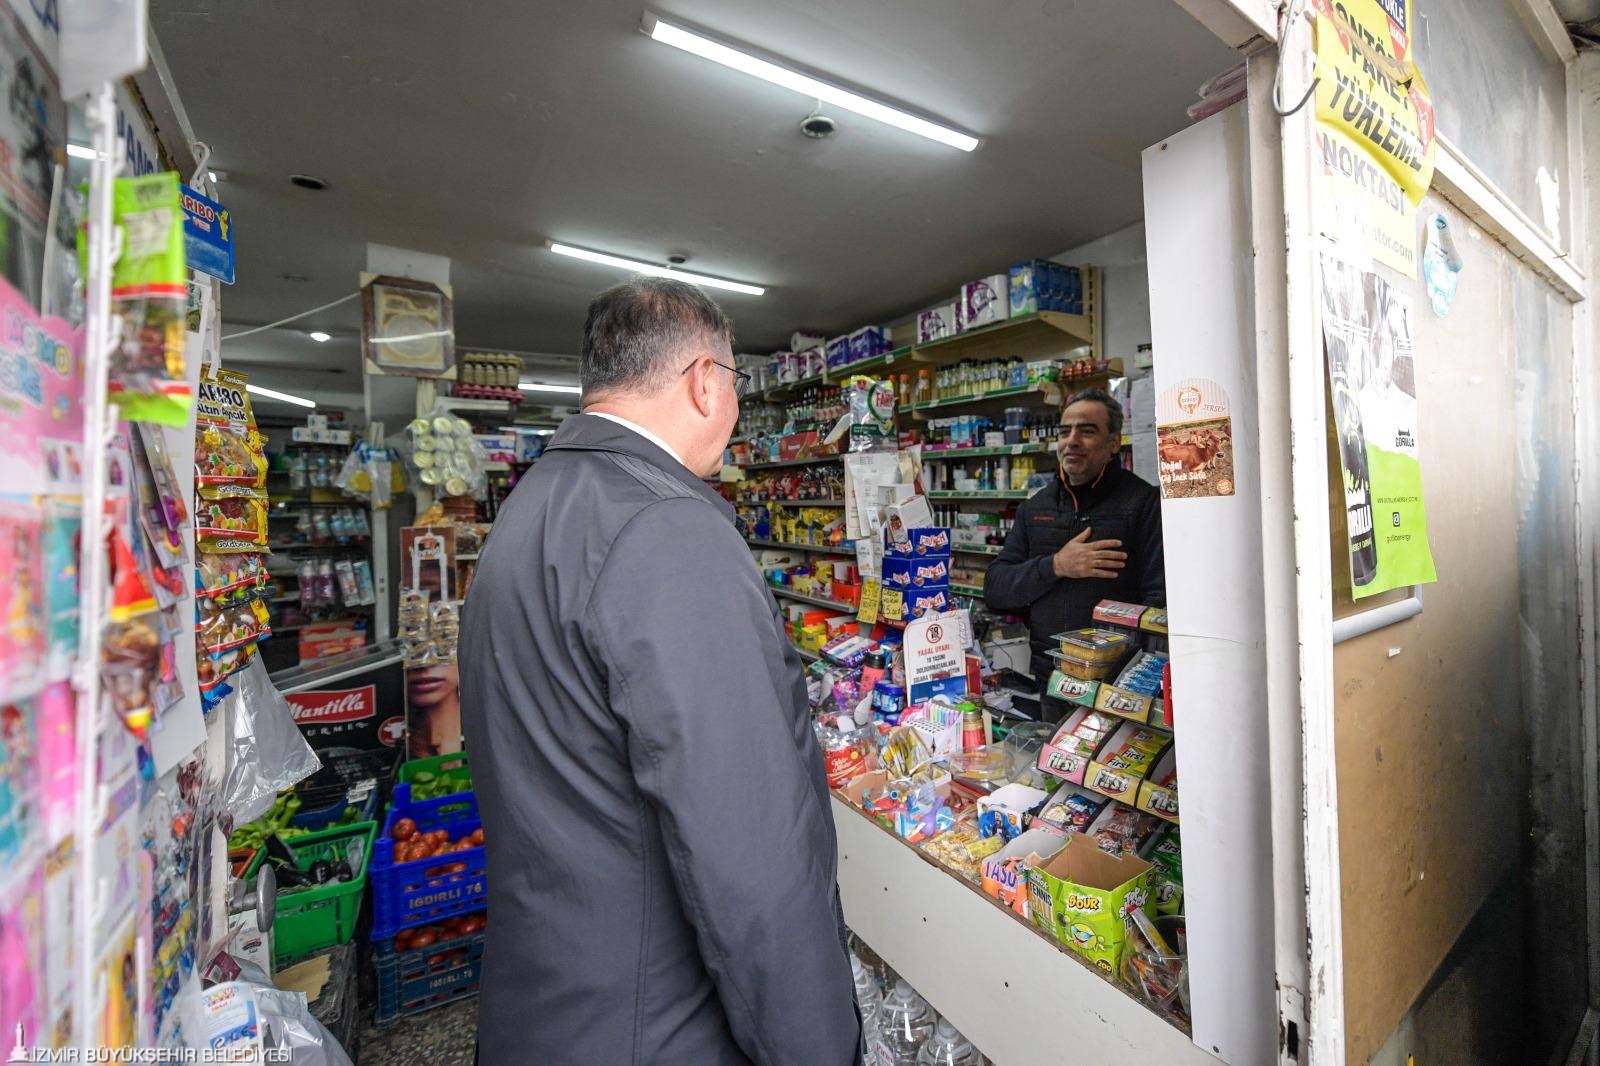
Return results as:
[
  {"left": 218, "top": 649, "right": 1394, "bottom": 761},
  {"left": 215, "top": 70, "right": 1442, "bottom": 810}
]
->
[
  {"left": 851, "top": 953, "right": 883, "bottom": 1052},
  {"left": 873, "top": 981, "right": 935, "bottom": 1066},
  {"left": 915, "top": 1018, "right": 985, "bottom": 1066}
]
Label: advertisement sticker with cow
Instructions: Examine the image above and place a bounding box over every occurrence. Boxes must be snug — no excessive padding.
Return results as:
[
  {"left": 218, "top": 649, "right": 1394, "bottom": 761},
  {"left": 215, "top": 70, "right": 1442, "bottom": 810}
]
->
[{"left": 1155, "top": 378, "right": 1234, "bottom": 499}]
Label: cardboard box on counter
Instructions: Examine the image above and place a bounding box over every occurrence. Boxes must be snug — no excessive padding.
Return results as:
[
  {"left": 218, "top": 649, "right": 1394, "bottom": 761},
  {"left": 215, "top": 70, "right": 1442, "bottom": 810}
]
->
[{"left": 1027, "top": 834, "right": 1155, "bottom": 974}]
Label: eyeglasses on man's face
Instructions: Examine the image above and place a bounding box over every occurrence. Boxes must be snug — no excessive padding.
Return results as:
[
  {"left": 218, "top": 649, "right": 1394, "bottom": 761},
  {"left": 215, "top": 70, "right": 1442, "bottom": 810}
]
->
[{"left": 681, "top": 357, "right": 754, "bottom": 398}]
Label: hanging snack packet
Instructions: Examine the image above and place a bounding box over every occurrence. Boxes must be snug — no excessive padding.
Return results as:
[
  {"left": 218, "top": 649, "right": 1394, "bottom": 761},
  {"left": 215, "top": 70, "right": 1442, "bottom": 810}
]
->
[
  {"left": 194, "top": 368, "right": 267, "bottom": 498},
  {"left": 98, "top": 172, "right": 190, "bottom": 426},
  {"left": 195, "top": 599, "right": 271, "bottom": 659},
  {"left": 195, "top": 497, "right": 268, "bottom": 553},
  {"left": 195, "top": 553, "right": 269, "bottom": 607},
  {"left": 102, "top": 527, "right": 164, "bottom": 738}
]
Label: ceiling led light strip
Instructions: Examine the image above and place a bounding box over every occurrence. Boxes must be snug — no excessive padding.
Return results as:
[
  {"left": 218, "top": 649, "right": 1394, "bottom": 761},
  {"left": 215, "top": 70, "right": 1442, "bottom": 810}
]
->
[
  {"left": 518, "top": 382, "right": 583, "bottom": 395},
  {"left": 642, "top": 13, "right": 979, "bottom": 153},
  {"left": 246, "top": 383, "right": 316, "bottom": 408},
  {"left": 546, "top": 241, "right": 765, "bottom": 296}
]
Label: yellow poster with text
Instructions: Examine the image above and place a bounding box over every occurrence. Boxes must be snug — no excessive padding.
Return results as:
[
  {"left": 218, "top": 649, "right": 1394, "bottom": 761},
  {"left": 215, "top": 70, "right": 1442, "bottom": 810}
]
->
[
  {"left": 1312, "top": 0, "right": 1435, "bottom": 207},
  {"left": 1314, "top": 124, "right": 1418, "bottom": 278}
]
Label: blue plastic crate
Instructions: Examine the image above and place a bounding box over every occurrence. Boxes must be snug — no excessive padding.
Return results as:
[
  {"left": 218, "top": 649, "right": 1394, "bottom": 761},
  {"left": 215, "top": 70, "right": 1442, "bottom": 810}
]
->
[
  {"left": 370, "top": 783, "right": 487, "bottom": 940},
  {"left": 373, "top": 927, "right": 487, "bottom": 1027}
]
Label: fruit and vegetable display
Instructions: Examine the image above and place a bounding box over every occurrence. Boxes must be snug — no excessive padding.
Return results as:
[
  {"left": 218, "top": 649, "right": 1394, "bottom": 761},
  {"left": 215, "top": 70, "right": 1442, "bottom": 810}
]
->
[
  {"left": 227, "top": 790, "right": 364, "bottom": 850},
  {"left": 406, "top": 767, "right": 472, "bottom": 802},
  {"left": 388, "top": 817, "right": 484, "bottom": 866},
  {"left": 391, "top": 912, "right": 487, "bottom": 953}
]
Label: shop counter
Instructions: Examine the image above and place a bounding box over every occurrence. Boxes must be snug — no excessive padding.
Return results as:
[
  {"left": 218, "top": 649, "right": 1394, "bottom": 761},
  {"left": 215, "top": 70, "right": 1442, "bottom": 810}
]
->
[{"left": 832, "top": 796, "right": 1220, "bottom": 1066}]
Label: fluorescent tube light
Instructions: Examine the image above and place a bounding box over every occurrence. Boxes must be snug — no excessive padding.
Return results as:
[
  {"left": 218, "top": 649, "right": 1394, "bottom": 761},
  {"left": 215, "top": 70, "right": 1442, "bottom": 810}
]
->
[
  {"left": 547, "top": 241, "right": 765, "bottom": 296},
  {"left": 246, "top": 383, "right": 316, "bottom": 408},
  {"left": 518, "top": 382, "right": 583, "bottom": 395},
  {"left": 642, "top": 14, "right": 979, "bottom": 153},
  {"left": 307, "top": 331, "right": 331, "bottom": 343},
  {"left": 66, "top": 143, "right": 96, "bottom": 160}
]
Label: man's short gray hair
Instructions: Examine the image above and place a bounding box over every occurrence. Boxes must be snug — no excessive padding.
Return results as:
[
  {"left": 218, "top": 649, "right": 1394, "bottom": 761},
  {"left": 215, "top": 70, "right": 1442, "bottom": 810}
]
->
[
  {"left": 1063, "top": 386, "right": 1124, "bottom": 440},
  {"left": 580, "top": 277, "right": 734, "bottom": 396}
]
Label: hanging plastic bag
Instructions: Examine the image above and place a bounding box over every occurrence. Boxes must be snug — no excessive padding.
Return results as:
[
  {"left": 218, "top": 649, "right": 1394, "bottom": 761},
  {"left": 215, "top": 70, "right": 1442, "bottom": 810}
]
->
[
  {"left": 177, "top": 980, "right": 353, "bottom": 1066},
  {"left": 218, "top": 658, "right": 321, "bottom": 827}
]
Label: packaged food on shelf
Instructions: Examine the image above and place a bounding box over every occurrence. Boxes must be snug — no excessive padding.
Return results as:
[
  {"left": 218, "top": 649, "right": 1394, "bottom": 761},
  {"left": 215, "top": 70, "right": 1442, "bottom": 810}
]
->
[
  {"left": 1148, "top": 825, "right": 1184, "bottom": 916},
  {"left": 1085, "top": 802, "right": 1165, "bottom": 858},
  {"left": 1053, "top": 627, "right": 1136, "bottom": 663},
  {"left": 1035, "top": 783, "right": 1109, "bottom": 836},
  {"left": 1036, "top": 707, "right": 1119, "bottom": 785},
  {"left": 100, "top": 172, "right": 192, "bottom": 426},
  {"left": 195, "top": 368, "right": 268, "bottom": 497},
  {"left": 919, "top": 812, "right": 999, "bottom": 881},
  {"left": 980, "top": 826, "right": 1069, "bottom": 916}
]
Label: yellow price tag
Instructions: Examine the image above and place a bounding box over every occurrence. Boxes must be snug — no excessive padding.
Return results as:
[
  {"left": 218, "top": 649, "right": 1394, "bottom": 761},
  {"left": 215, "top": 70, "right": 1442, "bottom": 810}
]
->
[
  {"left": 857, "top": 579, "right": 881, "bottom": 624},
  {"left": 881, "top": 587, "right": 905, "bottom": 623}
]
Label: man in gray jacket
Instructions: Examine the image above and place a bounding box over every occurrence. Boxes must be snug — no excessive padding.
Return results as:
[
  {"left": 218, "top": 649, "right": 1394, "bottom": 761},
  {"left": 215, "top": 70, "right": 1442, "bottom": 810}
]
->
[{"left": 460, "top": 277, "right": 861, "bottom": 1065}]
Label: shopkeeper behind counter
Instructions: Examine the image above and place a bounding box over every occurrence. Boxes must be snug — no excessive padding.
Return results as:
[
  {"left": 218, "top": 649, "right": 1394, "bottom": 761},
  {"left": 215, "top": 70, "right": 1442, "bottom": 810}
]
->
[{"left": 984, "top": 387, "right": 1165, "bottom": 720}]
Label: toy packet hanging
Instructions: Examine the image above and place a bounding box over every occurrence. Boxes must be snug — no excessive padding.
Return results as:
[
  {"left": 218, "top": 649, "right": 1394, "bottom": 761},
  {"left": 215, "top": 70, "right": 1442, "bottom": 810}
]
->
[
  {"left": 95, "top": 172, "right": 191, "bottom": 426},
  {"left": 194, "top": 368, "right": 267, "bottom": 499}
]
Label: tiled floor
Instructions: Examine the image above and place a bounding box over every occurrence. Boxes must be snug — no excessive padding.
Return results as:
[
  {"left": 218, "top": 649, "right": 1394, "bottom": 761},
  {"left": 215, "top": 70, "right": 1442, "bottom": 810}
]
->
[{"left": 354, "top": 996, "right": 477, "bottom": 1065}]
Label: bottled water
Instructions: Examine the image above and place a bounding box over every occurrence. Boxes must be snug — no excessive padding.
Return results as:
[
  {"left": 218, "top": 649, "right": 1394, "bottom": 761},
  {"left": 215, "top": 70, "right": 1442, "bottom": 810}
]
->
[
  {"left": 851, "top": 953, "right": 882, "bottom": 1050},
  {"left": 916, "top": 1018, "right": 985, "bottom": 1066},
  {"left": 872, "top": 980, "right": 935, "bottom": 1066}
]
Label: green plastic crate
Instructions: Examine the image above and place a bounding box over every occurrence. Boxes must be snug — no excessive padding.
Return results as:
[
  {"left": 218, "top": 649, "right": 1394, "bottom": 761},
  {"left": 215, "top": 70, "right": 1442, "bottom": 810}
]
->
[
  {"left": 247, "top": 820, "right": 377, "bottom": 967},
  {"left": 396, "top": 753, "right": 472, "bottom": 804}
]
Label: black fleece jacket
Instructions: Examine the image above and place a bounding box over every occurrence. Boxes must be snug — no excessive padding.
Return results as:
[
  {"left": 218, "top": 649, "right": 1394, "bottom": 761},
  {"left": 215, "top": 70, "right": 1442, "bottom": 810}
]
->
[{"left": 984, "top": 463, "right": 1165, "bottom": 678}]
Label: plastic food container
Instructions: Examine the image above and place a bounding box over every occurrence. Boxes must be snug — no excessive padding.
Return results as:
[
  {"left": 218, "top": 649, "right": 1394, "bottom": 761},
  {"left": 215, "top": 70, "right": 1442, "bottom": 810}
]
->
[
  {"left": 1052, "top": 628, "right": 1136, "bottom": 662},
  {"left": 1045, "top": 647, "right": 1119, "bottom": 680}
]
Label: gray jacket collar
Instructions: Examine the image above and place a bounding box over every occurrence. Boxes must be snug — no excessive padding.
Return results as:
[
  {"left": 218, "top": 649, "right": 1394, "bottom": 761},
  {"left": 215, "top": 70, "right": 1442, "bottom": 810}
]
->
[{"left": 545, "top": 414, "right": 734, "bottom": 518}]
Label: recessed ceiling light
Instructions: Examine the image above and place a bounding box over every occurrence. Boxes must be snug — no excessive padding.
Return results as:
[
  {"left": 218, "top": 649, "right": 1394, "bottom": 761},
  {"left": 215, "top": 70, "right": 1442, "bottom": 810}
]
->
[
  {"left": 307, "top": 331, "right": 331, "bottom": 343},
  {"left": 641, "top": 13, "right": 979, "bottom": 153},
  {"left": 66, "top": 143, "right": 95, "bottom": 160},
  {"left": 246, "top": 383, "right": 316, "bottom": 408},
  {"left": 518, "top": 382, "right": 583, "bottom": 395},
  {"left": 289, "top": 174, "right": 329, "bottom": 190},
  {"left": 209, "top": 171, "right": 220, "bottom": 183},
  {"left": 546, "top": 241, "right": 765, "bottom": 296}
]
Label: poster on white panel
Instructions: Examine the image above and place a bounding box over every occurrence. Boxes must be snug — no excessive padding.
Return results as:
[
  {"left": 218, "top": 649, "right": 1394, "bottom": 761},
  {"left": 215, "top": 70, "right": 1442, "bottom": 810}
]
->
[
  {"left": 1320, "top": 253, "right": 1437, "bottom": 597},
  {"left": 1154, "top": 378, "right": 1233, "bottom": 499}
]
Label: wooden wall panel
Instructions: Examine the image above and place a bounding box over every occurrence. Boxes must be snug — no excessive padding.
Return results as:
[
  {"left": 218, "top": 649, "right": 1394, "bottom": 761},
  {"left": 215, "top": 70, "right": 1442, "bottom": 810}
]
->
[{"left": 1332, "top": 196, "right": 1530, "bottom": 1065}]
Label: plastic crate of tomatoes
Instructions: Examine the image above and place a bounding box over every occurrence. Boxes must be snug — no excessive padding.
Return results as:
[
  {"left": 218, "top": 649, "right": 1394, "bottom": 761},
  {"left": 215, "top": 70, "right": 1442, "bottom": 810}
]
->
[
  {"left": 370, "top": 782, "right": 487, "bottom": 941},
  {"left": 372, "top": 912, "right": 488, "bottom": 1026}
]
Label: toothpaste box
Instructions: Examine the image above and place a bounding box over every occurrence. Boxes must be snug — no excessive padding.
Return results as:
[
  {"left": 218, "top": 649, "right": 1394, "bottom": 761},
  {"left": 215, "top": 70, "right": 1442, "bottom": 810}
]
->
[{"left": 882, "top": 556, "right": 950, "bottom": 589}]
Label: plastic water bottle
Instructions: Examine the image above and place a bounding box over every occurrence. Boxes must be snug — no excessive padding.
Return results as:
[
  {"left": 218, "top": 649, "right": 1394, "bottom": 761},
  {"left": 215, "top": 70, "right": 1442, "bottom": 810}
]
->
[
  {"left": 872, "top": 980, "right": 935, "bottom": 1066},
  {"left": 916, "top": 1018, "right": 985, "bottom": 1066},
  {"left": 851, "top": 953, "right": 882, "bottom": 1050}
]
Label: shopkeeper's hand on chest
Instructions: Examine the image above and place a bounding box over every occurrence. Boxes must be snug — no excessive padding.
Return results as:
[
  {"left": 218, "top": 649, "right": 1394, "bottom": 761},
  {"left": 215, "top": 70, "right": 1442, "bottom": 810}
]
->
[{"left": 1050, "top": 525, "right": 1128, "bottom": 580}]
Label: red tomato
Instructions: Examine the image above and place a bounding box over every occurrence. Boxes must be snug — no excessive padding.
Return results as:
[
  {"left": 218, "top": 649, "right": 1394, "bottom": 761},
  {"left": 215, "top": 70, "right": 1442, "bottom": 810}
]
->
[{"left": 391, "top": 818, "right": 417, "bottom": 842}]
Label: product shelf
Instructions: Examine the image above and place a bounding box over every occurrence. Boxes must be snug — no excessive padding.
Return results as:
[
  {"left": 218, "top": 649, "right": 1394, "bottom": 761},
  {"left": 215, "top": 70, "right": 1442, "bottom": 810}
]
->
[
  {"left": 437, "top": 397, "right": 514, "bottom": 414},
  {"left": 740, "top": 454, "right": 846, "bottom": 471},
  {"left": 927, "top": 490, "right": 1032, "bottom": 501},
  {"left": 912, "top": 384, "right": 1052, "bottom": 412},
  {"left": 949, "top": 583, "right": 985, "bottom": 597},
  {"left": 759, "top": 371, "right": 826, "bottom": 401},
  {"left": 745, "top": 538, "right": 855, "bottom": 555},
  {"left": 952, "top": 544, "right": 1004, "bottom": 556},
  {"left": 921, "top": 444, "right": 1056, "bottom": 461},
  {"left": 832, "top": 797, "right": 1213, "bottom": 1065},
  {"left": 768, "top": 587, "right": 856, "bottom": 613},
  {"left": 755, "top": 499, "right": 845, "bottom": 508},
  {"left": 909, "top": 306, "right": 1098, "bottom": 370}
]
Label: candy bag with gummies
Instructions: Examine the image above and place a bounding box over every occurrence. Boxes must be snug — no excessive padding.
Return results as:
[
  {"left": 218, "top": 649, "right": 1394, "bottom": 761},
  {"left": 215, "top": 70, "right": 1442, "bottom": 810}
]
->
[{"left": 194, "top": 368, "right": 268, "bottom": 499}]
